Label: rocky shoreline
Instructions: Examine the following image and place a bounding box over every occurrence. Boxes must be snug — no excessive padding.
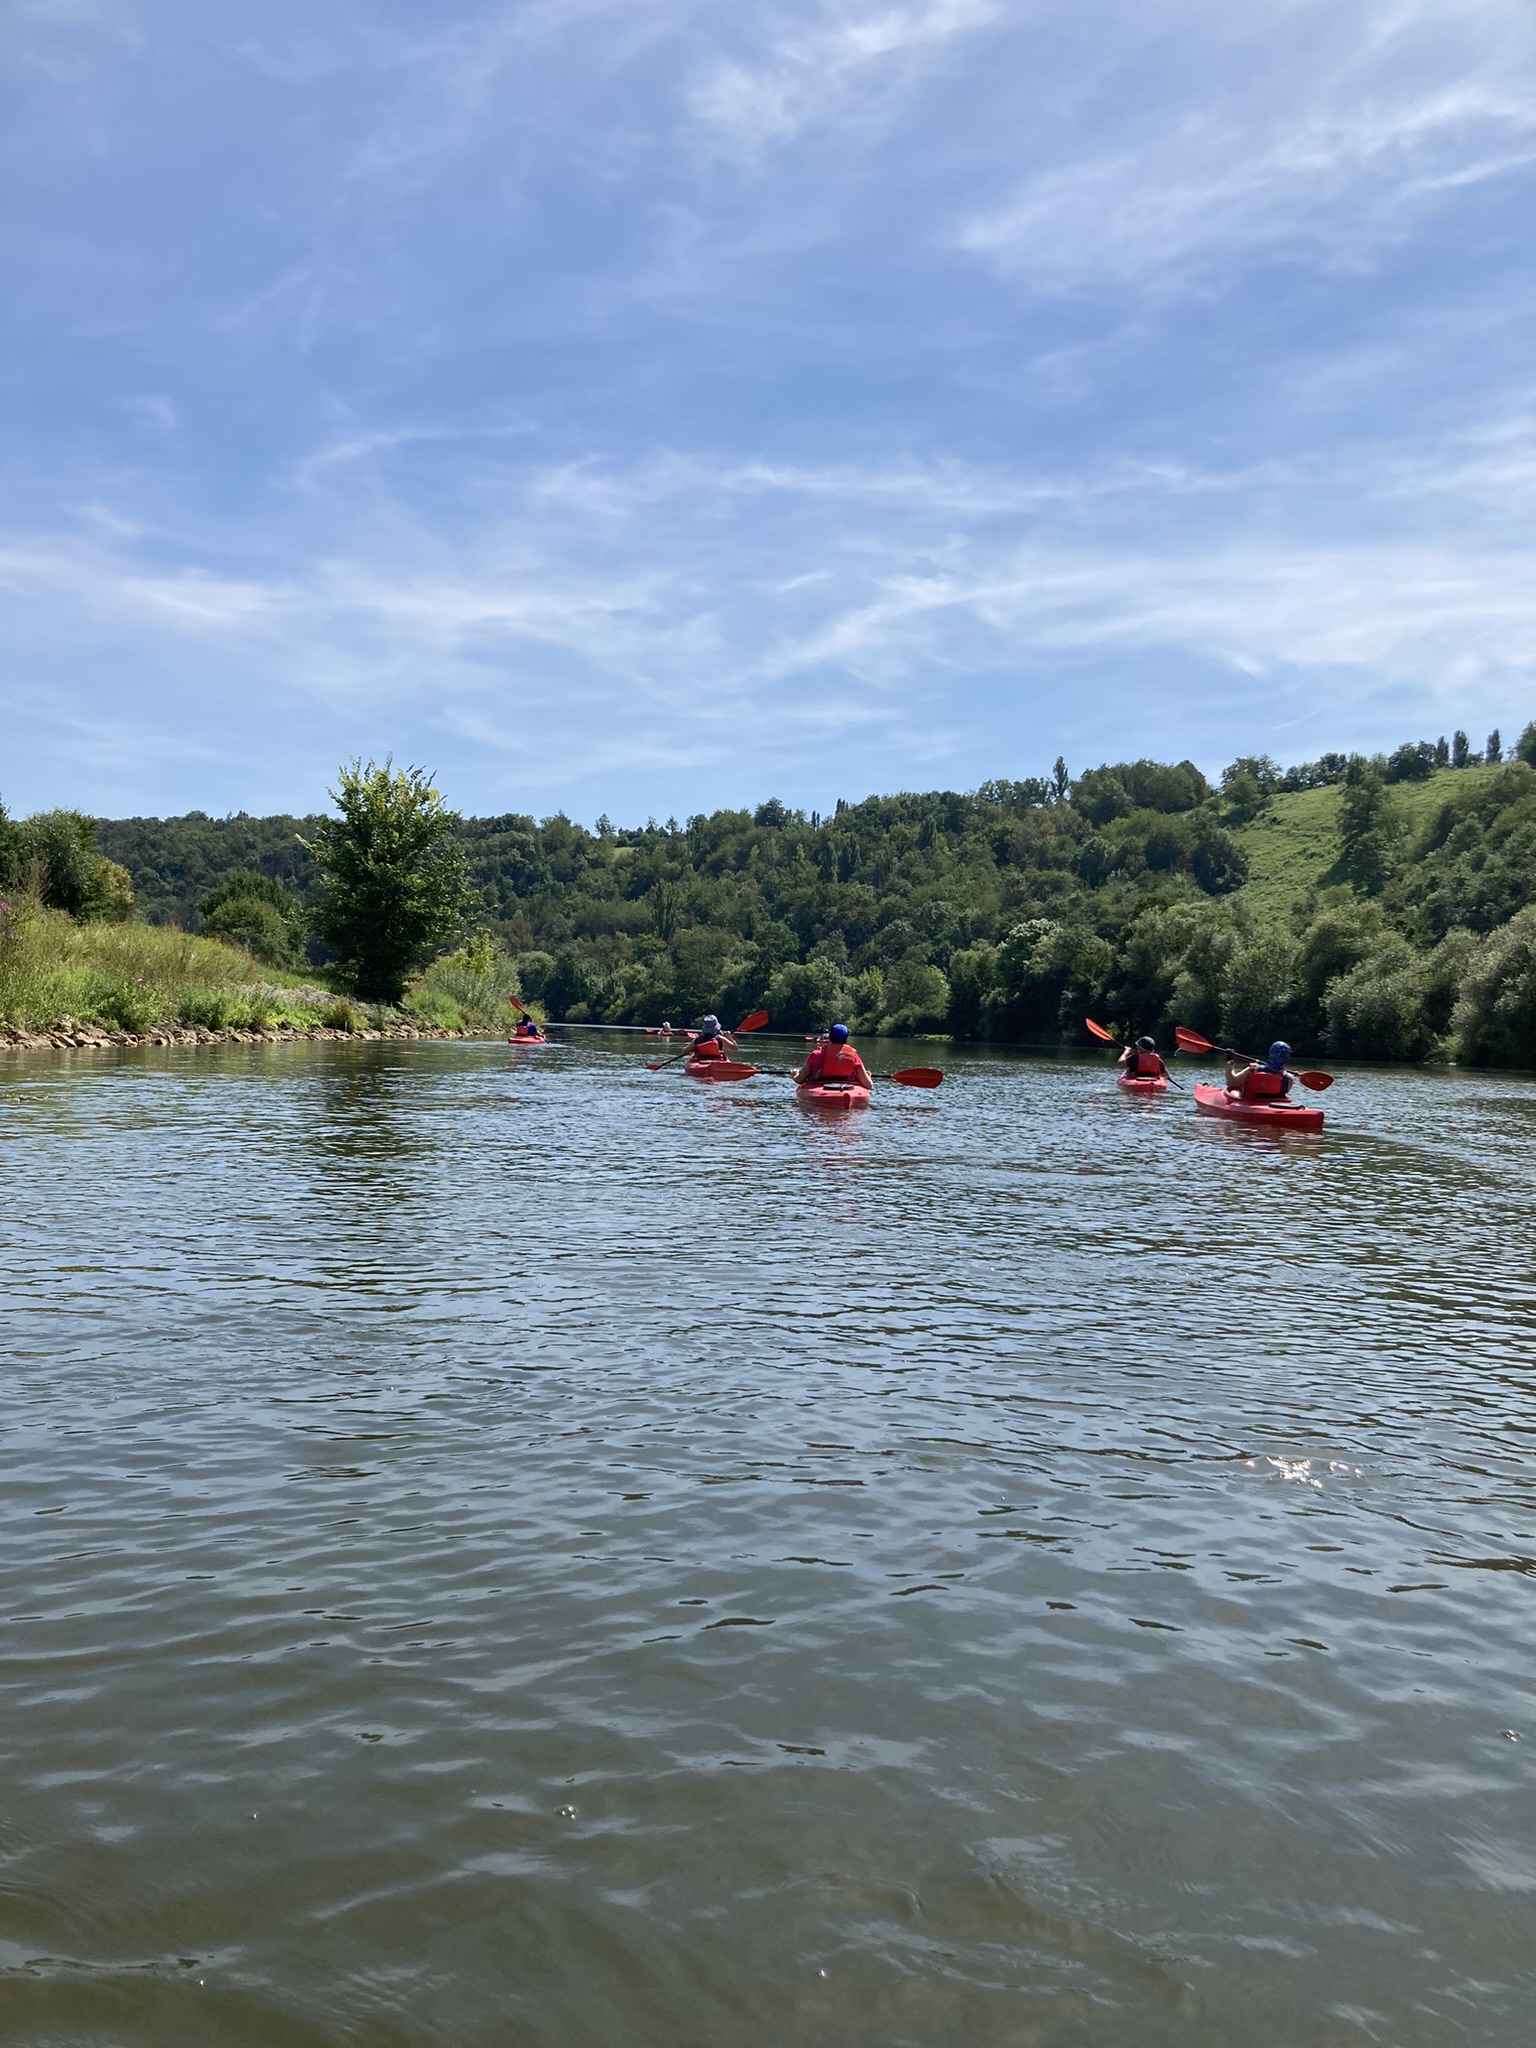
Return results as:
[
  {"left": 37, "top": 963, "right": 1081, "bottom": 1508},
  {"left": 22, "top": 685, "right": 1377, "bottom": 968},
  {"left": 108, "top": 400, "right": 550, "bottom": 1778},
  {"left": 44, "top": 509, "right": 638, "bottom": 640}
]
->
[{"left": 0, "top": 1021, "right": 497, "bottom": 1053}]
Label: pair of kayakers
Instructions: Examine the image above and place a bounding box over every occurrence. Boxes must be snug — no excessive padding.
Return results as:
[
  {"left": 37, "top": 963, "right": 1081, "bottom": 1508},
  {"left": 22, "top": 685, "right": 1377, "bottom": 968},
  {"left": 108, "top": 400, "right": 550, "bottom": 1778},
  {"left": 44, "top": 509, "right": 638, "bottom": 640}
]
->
[
  {"left": 1116, "top": 1033, "right": 1296, "bottom": 1100},
  {"left": 793, "top": 1023, "right": 874, "bottom": 1091}
]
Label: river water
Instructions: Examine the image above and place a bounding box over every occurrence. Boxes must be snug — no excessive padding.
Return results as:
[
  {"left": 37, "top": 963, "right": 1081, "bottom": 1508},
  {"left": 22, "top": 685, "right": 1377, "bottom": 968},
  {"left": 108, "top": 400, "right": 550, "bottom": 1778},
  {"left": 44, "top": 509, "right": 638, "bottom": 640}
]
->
[{"left": 2, "top": 1036, "right": 1534, "bottom": 2047}]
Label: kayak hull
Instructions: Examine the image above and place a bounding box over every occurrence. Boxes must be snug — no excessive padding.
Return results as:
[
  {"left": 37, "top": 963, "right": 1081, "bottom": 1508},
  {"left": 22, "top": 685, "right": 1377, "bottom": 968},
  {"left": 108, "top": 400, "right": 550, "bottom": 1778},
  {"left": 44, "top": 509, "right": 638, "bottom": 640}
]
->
[
  {"left": 507, "top": 1035, "right": 549, "bottom": 1047},
  {"left": 685, "top": 1058, "right": 757, "bottom": 1082},
  {"left": 796, "top": 1082, "right": 872, "bottom": 1111},
  {"left": 1116, "top": 1073, "right": 1167, "bottom": 1096},
  {"left": 1194, "top": 1082, "right": 1323, "bottom": 1132}
]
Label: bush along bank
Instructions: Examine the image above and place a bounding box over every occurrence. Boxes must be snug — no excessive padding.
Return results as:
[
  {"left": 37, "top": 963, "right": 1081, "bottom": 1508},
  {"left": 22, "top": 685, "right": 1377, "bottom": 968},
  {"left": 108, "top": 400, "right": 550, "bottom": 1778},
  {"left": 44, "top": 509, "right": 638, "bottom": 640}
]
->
[{"left": 0, "top": 902, "right": 523, "bottom": 1051}]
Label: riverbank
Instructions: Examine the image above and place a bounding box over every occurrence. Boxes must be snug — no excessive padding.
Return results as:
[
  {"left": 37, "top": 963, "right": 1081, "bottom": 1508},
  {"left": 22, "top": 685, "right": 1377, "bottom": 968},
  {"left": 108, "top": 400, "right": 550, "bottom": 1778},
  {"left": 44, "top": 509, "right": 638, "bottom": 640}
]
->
[
  {"left": 0, "top": 899, "right": 533, "bottom": 1044},
  {"left": 0, "top": 1018, "right": 496, "bottom": 1054}
]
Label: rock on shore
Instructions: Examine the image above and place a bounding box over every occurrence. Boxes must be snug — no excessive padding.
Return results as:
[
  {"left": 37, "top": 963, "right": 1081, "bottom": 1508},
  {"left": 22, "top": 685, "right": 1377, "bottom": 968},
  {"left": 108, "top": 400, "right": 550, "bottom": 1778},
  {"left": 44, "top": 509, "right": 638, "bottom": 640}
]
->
[{"left": 0, "top": 1021, "right": 494, "bottom": 1053}]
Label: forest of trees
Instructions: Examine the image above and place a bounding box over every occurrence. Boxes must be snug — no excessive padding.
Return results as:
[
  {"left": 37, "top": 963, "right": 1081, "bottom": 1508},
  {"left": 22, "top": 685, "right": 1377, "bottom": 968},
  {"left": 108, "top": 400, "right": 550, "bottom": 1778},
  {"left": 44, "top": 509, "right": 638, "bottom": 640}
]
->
[{"left": 5, "top": 719, "right": 1536, "bottom": 1065}]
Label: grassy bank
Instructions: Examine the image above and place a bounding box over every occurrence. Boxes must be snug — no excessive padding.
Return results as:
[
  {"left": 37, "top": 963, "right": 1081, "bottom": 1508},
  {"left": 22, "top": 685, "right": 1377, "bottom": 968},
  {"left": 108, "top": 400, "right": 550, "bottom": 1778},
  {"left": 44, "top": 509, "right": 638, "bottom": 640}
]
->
[{"left": 0, "top": 902, "right": 534, "bottom": 1039}]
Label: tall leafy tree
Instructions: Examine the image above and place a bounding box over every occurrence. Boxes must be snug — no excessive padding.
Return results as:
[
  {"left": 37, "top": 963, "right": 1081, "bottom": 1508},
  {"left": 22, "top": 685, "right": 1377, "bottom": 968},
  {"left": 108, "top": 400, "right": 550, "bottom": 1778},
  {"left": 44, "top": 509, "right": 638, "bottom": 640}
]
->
[{"left": 303, "top": 761, "right": 472, "bottom": 1002}]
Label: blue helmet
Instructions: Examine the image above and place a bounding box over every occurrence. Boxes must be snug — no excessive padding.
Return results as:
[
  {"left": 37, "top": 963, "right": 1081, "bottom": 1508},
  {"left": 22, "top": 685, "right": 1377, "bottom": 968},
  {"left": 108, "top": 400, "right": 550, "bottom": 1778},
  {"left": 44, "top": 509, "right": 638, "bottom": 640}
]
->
[
  {"left": 1266, "top": 1041, "right": 1291, "bottom": 1070},
  {"left": 829, "top": 1022, "right": 849, "bottom": 1042}
]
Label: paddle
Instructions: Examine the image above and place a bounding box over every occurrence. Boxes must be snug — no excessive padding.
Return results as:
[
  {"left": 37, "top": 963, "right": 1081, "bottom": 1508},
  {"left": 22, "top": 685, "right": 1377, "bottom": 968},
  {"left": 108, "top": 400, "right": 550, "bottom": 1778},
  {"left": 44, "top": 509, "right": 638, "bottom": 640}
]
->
[
  {"left": 647, "top": 1010, "right": 768, "bottom": 1071},
  {"left": 1174, "top": 1025, "right": 1333, "bottom": 1092},
  {"left": 764, "top": 1064, "right": 943, "bottom": 1089},
  {"left": 1086, "top": 1016, "right": 1184, "bottom": 1090}
]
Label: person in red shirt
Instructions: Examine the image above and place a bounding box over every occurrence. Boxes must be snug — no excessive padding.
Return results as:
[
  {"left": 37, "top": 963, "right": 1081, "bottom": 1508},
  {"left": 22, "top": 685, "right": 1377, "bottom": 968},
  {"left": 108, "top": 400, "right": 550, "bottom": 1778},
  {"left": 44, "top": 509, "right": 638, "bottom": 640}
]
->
[{"left": 794, "top": 1023, "right": 873, "bottom": 1090}]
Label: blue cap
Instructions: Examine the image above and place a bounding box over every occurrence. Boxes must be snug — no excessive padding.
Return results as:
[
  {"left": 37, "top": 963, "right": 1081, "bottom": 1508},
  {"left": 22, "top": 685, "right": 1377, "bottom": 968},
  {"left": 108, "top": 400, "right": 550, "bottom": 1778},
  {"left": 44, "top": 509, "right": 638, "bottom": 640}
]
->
[
  {"left": 829, "top": 1022, "right": 849, "bottom": 1042},
  {"left": 1266, "top": 1041, "right": 1291, "bottom": 1069}
]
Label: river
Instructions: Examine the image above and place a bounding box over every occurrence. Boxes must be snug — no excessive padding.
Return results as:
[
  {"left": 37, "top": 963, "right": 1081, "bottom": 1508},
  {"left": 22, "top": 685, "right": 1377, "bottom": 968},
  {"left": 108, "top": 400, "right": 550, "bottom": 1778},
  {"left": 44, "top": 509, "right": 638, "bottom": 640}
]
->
[{"left": 2, "top": 1036, "right": 1534, "bottom": 2046}]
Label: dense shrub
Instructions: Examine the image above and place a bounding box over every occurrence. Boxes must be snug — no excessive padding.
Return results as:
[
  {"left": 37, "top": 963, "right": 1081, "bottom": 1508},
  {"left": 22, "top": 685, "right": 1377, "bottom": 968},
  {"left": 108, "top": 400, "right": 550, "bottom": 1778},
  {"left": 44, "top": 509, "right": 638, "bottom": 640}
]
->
[
  {"left": 1323, "top": 945, "right": 1438, "bottom": 1062},
  {"left": 1451, "top": 908, "right": 1536, "bottom": 1069}
]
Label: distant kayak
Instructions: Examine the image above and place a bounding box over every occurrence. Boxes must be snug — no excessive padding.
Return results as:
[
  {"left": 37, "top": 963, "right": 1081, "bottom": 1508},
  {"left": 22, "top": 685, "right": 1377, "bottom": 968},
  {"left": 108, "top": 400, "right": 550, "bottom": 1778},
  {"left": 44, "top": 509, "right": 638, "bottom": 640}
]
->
[
  {"left": 507, "top": 1033, "right": 549, "bottom": 1047},
  {"left": 796, "top": 1081, "right": 872, "bottom": 1111},
  {"left": 1116, "top": 1073, "right": 1167, "bottom": 1096},
  {"left": 1194, "top": 1082, "right": 1324, "bottom": 1132},
  {"left": 685, "top": 1058, "right": 757, "bottom": 1082}
]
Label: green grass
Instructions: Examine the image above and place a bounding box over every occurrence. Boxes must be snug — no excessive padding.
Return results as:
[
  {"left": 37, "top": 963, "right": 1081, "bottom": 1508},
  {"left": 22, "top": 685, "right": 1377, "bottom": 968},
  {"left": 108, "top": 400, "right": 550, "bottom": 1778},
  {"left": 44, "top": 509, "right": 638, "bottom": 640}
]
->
[
  {"left": 0, "top": 898, "right": 526, "bottom": 1036},
  {"left": 1232, "top": 765, "right": 1504, "bottom": 926},
  {"left": 0, "top": 903, "right": 329, "bottom": 1033}
]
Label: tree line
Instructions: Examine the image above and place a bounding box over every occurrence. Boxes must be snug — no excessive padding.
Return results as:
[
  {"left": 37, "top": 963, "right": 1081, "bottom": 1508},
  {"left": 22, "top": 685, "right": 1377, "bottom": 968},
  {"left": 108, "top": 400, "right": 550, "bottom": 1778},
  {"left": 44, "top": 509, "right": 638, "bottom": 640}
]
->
[{"left": 4, "top": 720, "right": 1536, "bottom": 1066}]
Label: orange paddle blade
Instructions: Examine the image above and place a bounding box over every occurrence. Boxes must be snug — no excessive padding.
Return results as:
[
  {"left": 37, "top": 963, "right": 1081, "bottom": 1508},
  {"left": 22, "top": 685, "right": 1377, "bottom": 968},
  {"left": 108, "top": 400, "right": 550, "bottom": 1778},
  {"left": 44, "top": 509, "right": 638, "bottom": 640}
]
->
[
  {"left": 1085, "top": 1017, "right": 1117, "bottom": 1044},
  {"left": 507, "top": 994, "right": 528, "bottom": 1013},
  {"left": 735, "top": 1009, "right": 769, "bottom": 1033},
  {"left": 1175, "top": 1025, "right": 1216, "bottom": 1054},
  {"left": 1297, "top": 1071, "right": 1333, "bottom": 1091},
  {"left": 889, "top": 1067, "right": 943, "bottom": 1088}
]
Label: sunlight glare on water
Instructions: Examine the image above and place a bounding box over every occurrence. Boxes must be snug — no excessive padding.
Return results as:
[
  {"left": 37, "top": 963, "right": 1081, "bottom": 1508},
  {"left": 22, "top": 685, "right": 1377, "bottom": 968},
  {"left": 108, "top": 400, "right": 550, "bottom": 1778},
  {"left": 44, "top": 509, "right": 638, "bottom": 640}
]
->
[{"left": 2, "top": 1036, "right": 1535, "bottom": 2047}]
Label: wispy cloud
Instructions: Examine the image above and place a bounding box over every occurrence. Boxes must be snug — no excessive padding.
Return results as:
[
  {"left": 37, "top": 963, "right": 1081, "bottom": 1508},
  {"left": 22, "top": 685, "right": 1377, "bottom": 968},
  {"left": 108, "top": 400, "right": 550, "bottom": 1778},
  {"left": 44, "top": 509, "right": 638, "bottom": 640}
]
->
[
  {"left": 4, "top": 0, "right": 1534, "bottom": 814},
  {"left": 687, "top": 0, "right": 1000, "bottom": 156},
  {"left": 960, "top": 79, "right": 1536, "bottom": 291},
  {"left": 6, "top": 426, "right": 1532, "bottom": 748}
]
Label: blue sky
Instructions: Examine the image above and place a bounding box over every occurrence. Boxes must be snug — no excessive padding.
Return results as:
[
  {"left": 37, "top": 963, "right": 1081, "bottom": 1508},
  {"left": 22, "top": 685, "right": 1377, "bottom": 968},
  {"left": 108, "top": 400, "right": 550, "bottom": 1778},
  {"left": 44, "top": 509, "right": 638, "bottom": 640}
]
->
[{"left": 3, "top": 0, "right": 1533, "bottom": 824}]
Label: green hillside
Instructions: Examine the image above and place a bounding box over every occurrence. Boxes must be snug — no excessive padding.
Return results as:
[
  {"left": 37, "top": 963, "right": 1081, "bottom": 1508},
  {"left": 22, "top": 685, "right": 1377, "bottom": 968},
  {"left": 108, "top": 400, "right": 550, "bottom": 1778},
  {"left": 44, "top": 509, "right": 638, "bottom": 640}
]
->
[
  {"left": 1233, "top": 764, "right": 1505, "bottom": 924},
  {"left": 5, "top": 739, "right": 1536, "bottom": 1064}
]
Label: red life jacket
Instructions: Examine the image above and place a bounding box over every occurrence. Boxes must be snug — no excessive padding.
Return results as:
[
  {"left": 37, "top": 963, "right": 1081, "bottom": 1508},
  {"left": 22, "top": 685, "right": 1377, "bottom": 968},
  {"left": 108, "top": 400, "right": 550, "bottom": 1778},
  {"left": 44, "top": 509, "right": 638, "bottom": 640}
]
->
[
  {"left": 816, "top": 1042, "right": 862, "bottom": 1081},
  {"left": 1131, "top": 1049, "right": 1163, "bottom": 1076},
  {"left": 692, "top": 1036, "right": 725, "bottom": 1060},
  {"left": 1239, "top": 1065, "right": 1286, "bottom": 1098}
]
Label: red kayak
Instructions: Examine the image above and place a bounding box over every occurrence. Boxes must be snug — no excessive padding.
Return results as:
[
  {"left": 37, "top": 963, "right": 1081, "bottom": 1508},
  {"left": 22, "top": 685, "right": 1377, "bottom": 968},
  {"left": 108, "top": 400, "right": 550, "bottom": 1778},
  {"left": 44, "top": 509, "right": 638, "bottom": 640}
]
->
[
  {"left": 796, "top": 1081, "right": 872, "bottom": 1111},
  {"left": 685, "top": 1057, "right": 757, "bottom": 1082},
  {"left": 507, "top": 1033, "right": 549, "bottom": 1047},
  {"left": 1116, "top": 1073, "right": 1167, "bottom": 1096},
  {"left": 1194, "top": 1082, "right": 1324, "bottom": 1132}
]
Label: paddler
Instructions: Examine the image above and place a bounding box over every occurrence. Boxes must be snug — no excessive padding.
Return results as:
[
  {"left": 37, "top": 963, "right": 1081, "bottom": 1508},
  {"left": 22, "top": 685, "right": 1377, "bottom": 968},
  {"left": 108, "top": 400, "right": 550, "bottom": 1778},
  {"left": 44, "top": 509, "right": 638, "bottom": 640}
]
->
[
  {"left": 513, "top": 1015, "right": 542, "bottom": 1040},
  {"left": 794, "top": 1022, "right": 873, "bottom": 1090},
  {"left": 1225, "top": 1041, "right": 1294, "bottom": 1101},
  {"left": 1117, "top": 1035, "right": 1169, "bottom": 1082},
  {"left": 691, "top": 1014, "right": 732, "bottom": 1061}
]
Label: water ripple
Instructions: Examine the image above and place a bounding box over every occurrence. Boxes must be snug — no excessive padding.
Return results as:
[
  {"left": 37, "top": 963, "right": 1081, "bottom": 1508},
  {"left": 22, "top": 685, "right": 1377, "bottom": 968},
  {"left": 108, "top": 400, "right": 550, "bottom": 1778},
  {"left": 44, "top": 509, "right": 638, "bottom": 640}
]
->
[{"left": 2, "top": 1038, "right": 1535, "bottom": 2045}]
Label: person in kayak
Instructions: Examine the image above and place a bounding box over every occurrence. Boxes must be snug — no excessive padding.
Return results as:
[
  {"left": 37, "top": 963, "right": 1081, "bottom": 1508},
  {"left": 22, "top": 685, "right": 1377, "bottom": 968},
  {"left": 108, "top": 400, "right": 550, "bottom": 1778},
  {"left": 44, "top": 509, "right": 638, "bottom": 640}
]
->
[
  {"left": 691, "top": 1014, "right": 732, "bottom": 1061},
  {"left": 794, "top": 1023, "right": 873, "bottom": 1090},
  {"left": 1226, "top": 1041, "right": 1294, "bottom": 1100},
  {"left": 1117, "top": 1035, "right": 1169, "bottom": 1082},
  {"left": 513, "top": 1015, "right": 542, "bottom": 1039}
]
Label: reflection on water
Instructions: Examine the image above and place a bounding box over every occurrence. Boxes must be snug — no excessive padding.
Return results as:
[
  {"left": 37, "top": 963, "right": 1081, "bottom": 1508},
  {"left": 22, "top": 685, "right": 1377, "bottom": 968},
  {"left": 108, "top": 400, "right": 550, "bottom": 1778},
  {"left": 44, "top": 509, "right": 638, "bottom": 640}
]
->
[{"left": 2, "top": 1036, "right": 1534, "bottom": 2047}]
